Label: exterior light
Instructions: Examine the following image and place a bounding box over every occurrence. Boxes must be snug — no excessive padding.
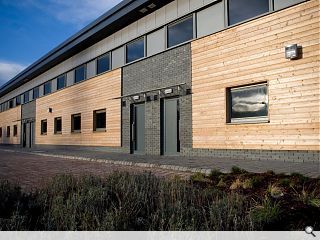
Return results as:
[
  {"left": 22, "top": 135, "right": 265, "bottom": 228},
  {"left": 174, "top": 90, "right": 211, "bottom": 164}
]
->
[
  {"left": 148, "top": 3, "right": 156, "bottom": 9},
  {"left": 285, "top": 44, "right": 299, "bottom": 60},
  {"left": 139, "top": 8, "right": 148, "bottom": 13},
  {"left": 133, "top": 95, "right": 140, "bottom": 100},
  {"left": 164, "top": 88, "right": 173, "bottom": 94}
]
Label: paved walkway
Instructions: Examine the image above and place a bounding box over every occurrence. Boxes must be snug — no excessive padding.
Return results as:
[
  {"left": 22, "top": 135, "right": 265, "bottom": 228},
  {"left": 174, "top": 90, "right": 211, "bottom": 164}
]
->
[{"left": 0, "top": 146, "right": 319, "bottom": 179}]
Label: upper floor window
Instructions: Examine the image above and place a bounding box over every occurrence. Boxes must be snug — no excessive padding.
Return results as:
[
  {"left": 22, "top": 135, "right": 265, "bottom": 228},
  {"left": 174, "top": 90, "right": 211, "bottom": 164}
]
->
[
  {"left": 16, "top": 96, "right": 21, "bottom": 106},
  {"left": 126, "top": 38, "right": 145, "bottom": 64},
  {"left": 97, "top": 53, "right": 111, "bottom": 74},
  {"left": 44, "top": 81, "right": 52, "bottom": 95},
  {"left": 75, "top": 65, "right": 86, "bottom": 83},
  {"left": 9, "top": 99, "right": 14, "bottom": 109},
  {"left": 228, "top": 0, "right": 269, "bottom": 25},
  {"left": 93, "top": 109, "right": 106, "bottom": 131},
  {"left": 227, "top": 83, "right": 268, "bottom": 123},
  {"left": 167, "top": 15, "right": 194, "bottom": 48},
  {"left": 54, "top": 117, "right": 62, "bottom": 134},
  {"left": 23, "top": 92, "right": 29, "bottom": 103},
  {"left": 57, "top": 74, "right": 66, "bottom": 90},
  {"left": 33, "top": 87, "right": 40, "bottom": 99},
  {"left": 41, "top": 119, "right": 47, "bottom": 135}
]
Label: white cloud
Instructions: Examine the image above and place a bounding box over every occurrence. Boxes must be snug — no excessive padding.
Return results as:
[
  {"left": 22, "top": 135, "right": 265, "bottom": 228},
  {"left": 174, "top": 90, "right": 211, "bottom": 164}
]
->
[{"left": 0, "top": 61, "right": 27, "bottom": 87}]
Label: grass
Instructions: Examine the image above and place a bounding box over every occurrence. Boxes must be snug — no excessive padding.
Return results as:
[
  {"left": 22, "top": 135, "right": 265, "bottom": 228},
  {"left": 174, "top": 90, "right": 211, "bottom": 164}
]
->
[{"left": 0, "top": 170, "right": 319, "bottom": 231}]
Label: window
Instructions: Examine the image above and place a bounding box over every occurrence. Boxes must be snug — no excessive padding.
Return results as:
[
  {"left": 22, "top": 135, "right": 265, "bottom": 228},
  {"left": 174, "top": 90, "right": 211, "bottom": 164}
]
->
[
  {"left": 0, "top": 127, "right": 2, "bottom": 138},
  {"left": 71, "top": 114, "right": 81, "bottom": 133},
  {"left": 13, "top": 125, "right": 17, "bottom": 137},
  {"left": 228, "top": 83, "right": 268, "bottom": 123},
  {"left": 24, "top": 92, "right": 29, "bottom": 103},
  {"left": 167, "top": 15, "right": 194, "bottom": 48},
  {"left": 54, "top": 117, "right": 62, "bottom": 134},
  {"left": 97, "top": 53, "right": 111, "bottom": 74},
  {"left": 228, "top": 0, "right": 269, "bottom": 25},
  {"left": 9, "top": 99, "right": 14, "bottom": 109},
  {"left": 75, "top": 65, "right": 86, "bottom": 83},
  {"left": 93, "top": 109, "right": 106, "bottom": 131},
  {"left": 16, "top": 96, "right": 21, "bottom": 106},
  {"left": 33, "top": 87, "right": 40, "bottom": 99},
  {"left": 6, "top": 126, "right": 10, "bottom": 137},
  {"left": 57, "top": 74, "right": 66, "bottom": 90},
  {"left": 44, "top": 81, "right": 52, "bottom": 95},
  {"left": 126, "top": 38, "right": 145, "bottom": 63},
  {"left": 41, "top": 120, "right": 47, "bottom": 135}
]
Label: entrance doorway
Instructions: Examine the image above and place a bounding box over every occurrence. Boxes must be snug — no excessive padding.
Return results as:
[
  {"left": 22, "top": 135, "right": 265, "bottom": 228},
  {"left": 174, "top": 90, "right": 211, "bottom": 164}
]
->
[
  {"left": 130, "top": 103, "right": 145, "bottom": 154},
  {"left": 22, "top": 120, "right": 34, "bottom": 148}
]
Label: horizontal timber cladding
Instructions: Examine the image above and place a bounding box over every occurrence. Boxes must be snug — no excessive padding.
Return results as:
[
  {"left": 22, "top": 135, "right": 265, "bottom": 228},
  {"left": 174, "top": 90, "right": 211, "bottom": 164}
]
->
[
  {"left": 0, "top": 106, "right": 21, "bottom": 145},
  {"left": 191, "top": 0, "right": 320, "bottom": 151},
  {"left": 35, "top": 69, "right": 121, "bottom": 147}
]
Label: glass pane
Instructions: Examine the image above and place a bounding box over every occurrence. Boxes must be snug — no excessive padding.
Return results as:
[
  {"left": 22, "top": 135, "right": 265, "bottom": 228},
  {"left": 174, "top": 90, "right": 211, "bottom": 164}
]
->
[
  {"left": 75, "top": 65, "right": 86, "bottom": 83},
  {"left": 231, "top": 84, "right": 268, "bottom": 119},
  {"left": 16, "top": 96, "right": 21, "bottom": 106},
  {"left": 126, "top": 38, "right": 145, "bottom": 63},
  {"left": 97, "top": 54, "right": 110, "bottom": 74},
  {"left": 57, "top": 75, "right": 66, "bottom": 90},
  {"left": 33, "top": 87, "right": 39, "bottom": 99},
  {"left": 41, "top": 120, "right": 47, "bottom": 134},
  {"left": 168, "top": 16, "right": 193, "bottom": 48},
  {"left": 73, "top": 115, "right": 81, "bottom": 131},
  {"left": 24, "top": 92, "right": 29, "bottom": 103},
  {"left": 44, "top": 82, "right": 51, "bottom": 95},
  {"left": 228, "top": 0, "right": 269, "bottom": 25},
  {"left": 96, "top": 112, "right": 106, "bottom": 129},
  {"left": 55, "top": 118, "right": 62, "bottom": 132}
]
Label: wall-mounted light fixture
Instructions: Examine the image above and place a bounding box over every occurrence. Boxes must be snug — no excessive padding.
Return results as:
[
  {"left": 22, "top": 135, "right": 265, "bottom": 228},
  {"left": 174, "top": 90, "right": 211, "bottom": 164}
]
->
[
  {"left": 133, "top": 95, "right": 140, "bottom": 101},
  {"left": 285, "top": 44, "right": 299, "bottom": 60},
  {"left": 164, "top": 88, "right": 173, "bottom": 94},
  {"left": 139, "top": 8, "right": 148, "bottom": 13}
]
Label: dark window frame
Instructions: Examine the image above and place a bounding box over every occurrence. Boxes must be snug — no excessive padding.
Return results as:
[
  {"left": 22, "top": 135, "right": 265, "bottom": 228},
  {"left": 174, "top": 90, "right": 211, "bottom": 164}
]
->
[
  {"left": 23, "top": 92, "right": 29, "bottom": 104},
  {"left": 9, "top": 99, "right": 14, "bottom": 109},
  {"left": 54, "top": 117, "right": 62, "bottom": 134},
  {"left": 0, "top": 127, "right": 2, "bottom": 138},
  {"left": 167, "top": 14, "right": 194, "bottom": 48},
  {"left": 93, "top": 109, "right": 106, "bottom": 132},
  {"left": 74, "top": 64, "right": 87, "bottom": 83},
  {"left": 126, "top": 37, "right": 145, "bottom": 64},
  {"left": 71, "top": 113, "right": 81, "bottom": 133},
  {"left": 96, "top": 53, "right": 111, "bottom": 75},
  {"left": 16, "top": 96, "right": 21, "bottom": 106},
  {"left": 13, "top": 125, "right": 18, "bottom": 137},
  {"left": 57, "top": 74, "right": 67, "bottom": 90},
  {"left": 44, "top": 81, "right": 52, "bottom": 95},
  {"left": 41, "top": 119, "right": 47, "bottom": 135},
  {"left": 33, "top": 86, "right": 40, "bottom": 99},
  {"left": 6, "top": 126, "right": 10, "bottom": 137}
]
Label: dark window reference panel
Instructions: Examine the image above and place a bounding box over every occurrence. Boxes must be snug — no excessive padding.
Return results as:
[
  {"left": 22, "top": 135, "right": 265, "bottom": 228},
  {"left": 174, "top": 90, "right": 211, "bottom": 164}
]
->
[
  {"left": 126, "top": 38, "right": 145, "bottom": 63},
  {"left": 13, "top": 125, "right": 17, "bottom": 136},
  {"left": 23, "top": 92, "right": 29, "bottom": 103},
  {"left": 97, "top": 53, "right": 111, "bottom": 74},
  {"left": 75, "top": 65, "right": 86, "bottom": 83},
  {"left": 167, "top": 16, "right": 194, "bottom": 48},
  {"left": 93, "top": 109, "right": 106, "bottom": 131},
  {"left": 229, "top": 83, "right": 268, "bottom": 123},
  {"left": 41, "top": 120, "right": 47, "bottom": 135},
  {"left": 44, "top": 81, "right": 52, "bottom": 95},
  {"left": 57, "top": 74, "right": 66, "bottom": 90},
  {"left": 0, "top": 127, "right": 2, "bottom": 138},
  {"left": 54, "top": 117, "right": 62, "bottom": 134},
  {"left": 228, "top": 0, "right": 269, "bottom": 25},
  {"left": 71, "top": 114, "right": 81, "bottom": 132},
  {"left": 6, "top": 126, "right": 10, "bottom": 137},
  {"left": 33, "top": 87, "right": 40, "bottom": 99}
]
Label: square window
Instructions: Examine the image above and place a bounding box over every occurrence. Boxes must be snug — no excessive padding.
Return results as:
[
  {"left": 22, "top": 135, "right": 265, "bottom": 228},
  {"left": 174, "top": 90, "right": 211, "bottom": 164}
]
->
[
  {"left": 24, "top": 92, "right": 29, "bottom": 103},
  {"left": 44, "top": 81, "right": 52, "bottom": 95},
  {"left": 41, "top": 120, "right": 47, "bottom": 135},
  {"left": 54, "top": 117, "right": 62, "bottom": 134},
  {"left": 57, "top": 74, "right": 66, "bottom": 90},
  {"left": 167, "top": 15, "right": 193, "bottom": 48},
  {"left": 75, "top": 65, "right": 86, "bottom": 83},
  {"left": 97, "top": 53, "right": 111, "bottom": 74},
  {"left": 6, "top": 126, "right": 10, "bottom": 137},
  {"left": 228, "top": 0, "right": 269, "bottom": 25},
  {"left": 93, "top": 109, "right": 106, "bottom": 131},
  {"left": 71, "top": 114, "right": 81, "bottom": 133},
  {"left": 227, "top": 83, "right": 268, "bottom": 123},
  {"left": 33, "top": 87, "right": 40, "bottom": 99},
  {"left": 13, "top": 125, "right": 17, "bottom": 137},
  {"left": 126, "top": 38, "right": 145, "bottom": 63}
]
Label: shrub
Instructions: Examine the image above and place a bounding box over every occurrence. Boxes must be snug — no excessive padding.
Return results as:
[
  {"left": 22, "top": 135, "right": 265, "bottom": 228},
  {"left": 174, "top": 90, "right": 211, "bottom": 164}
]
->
[
  {"left": 209, "top": 168, "right": 222, "bottom": 179},
  {"left": 231, "top": 166, "right": 248, "bottom": 174}
]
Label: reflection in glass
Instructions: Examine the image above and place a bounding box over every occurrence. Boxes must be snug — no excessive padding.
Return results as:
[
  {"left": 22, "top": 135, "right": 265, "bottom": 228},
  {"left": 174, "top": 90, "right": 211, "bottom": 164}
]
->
[
  {"left": 126, "top": 38, "right": 145, "bottom": 63},
  {"left": 44, "top": 81, "right": 51, "bottom": 95},
  {"left": 97, "top": 53, "right": 110, "bottom": 74},
  {"left": 228, "top": 0, "right": 269, "bottom": 25},
  {"left": 33, "top": 87, "right": 40, "bottom": 99},
  {"left": 75, "top": 65, "right": 86, "bottom": 83},
  {"left": 230, "top": 84, "right": 268, "bottom": 119},
  {"left": 167, "top": 16, "right": 193, "bottom": 48},
  {"left": 57, "top": 74, "right": 66, "bottom": 90}
]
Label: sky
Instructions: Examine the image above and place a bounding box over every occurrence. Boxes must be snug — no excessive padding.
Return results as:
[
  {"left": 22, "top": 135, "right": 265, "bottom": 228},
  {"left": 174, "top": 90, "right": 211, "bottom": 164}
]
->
[{"left": 0, "top": 0, "right": 122, "bottom": 87}]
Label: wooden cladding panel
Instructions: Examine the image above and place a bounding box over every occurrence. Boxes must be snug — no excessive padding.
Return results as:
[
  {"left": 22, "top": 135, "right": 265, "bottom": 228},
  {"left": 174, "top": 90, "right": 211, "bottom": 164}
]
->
[
  {"left": 0, "top": 106, "right": 21, "bottom": 145},
  {"left": 35, "top": 69, "right": 121, "bottom": 147},
  {"left": 191, "top": 0, "right": 320, "bottom": 151}
]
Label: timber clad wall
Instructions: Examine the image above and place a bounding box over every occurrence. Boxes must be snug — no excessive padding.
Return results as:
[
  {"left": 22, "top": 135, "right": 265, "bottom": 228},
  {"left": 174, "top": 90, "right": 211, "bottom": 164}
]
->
[
  {"left": 0, "top": 106, "right": 21, "bottom": 145},
  {"left": 191, "top": 0, "right": 319, "bottom": 151},
  {"left": 35, "top": 69, "right": 121, "bottom": 147}
]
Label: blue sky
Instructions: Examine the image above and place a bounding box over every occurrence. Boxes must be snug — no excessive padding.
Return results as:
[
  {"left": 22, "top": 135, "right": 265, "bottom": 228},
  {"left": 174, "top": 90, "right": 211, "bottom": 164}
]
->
[{"left": 0, "top": 0, "right": 122, "bottom": 87}]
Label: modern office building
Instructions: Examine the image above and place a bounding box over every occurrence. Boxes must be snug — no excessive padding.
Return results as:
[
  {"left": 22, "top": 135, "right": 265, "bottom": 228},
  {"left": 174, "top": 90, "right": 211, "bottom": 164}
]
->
[{"left": 0, "top": 0, "right": 319, "bottom": 162}]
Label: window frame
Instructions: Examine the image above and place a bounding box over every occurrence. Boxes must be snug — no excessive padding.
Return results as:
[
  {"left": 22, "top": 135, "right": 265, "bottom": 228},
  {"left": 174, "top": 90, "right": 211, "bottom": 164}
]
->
[
  {"left": 23, "top": 92, "right": 29, "bottom": 104},
  {"left": 0, "top": 127, "right": 2, "bottom": 138},
  {"left": 74, "top": 64, "right": 87, "bottom": 83},
  {"left": 227, "top": 82, "right": 269, "bottom": 124},
  {"left": 54, "top": 117, "right": 62, "bottom": 134},
  {"left": 44, "top": 81, "right": 52, "bottom": 96},
  {"left": 93, "top": 109, "right": 106, "bottom": 132},
  {"left": 57, "top": 74, "right": 67, "bottom": 90},
  {"left": 33, "top": 86, "right": 40, "bottom": 99},
  {"left": 6, "top": 126, "right": 10, "bottom": 137},
  {"left": 96, "top": 53, "right": 111, "bottom": 75},
  {"left": 41, "top": 119, "right": 47, "bottom": 135},
  {"left": 71, "top": 113, "right": 81, "bottom": 133},
  {"left": 13, "top": 125, "right": 18, "bottom": 137},
  {"left": 125, "top": 37, "right": 145, "bottom": 64}
]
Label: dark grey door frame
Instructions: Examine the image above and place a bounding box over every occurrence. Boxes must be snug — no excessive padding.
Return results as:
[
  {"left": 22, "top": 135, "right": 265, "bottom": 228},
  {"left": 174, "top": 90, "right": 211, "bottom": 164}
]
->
[{"left": 130, "top": 103, "right": 145, "bottom": 154}]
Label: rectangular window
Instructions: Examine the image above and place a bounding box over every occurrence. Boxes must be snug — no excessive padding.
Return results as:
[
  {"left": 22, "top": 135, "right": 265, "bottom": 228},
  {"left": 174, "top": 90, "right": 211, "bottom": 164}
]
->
[
  {"left": 93, "top": 109, "right": 106, "bottom": 131},
  {"left": 75, "top": 65, "right": 86, "bottom": 83},
  {"left": 126, "top": 38, "right": 145, "bottom": 63},
  {"left": 57, "top": 74, "right": 66, "bottom": 90},
  {"left": 44, "top": 81, "right": 52, "bottom": 95},
  {"left": 16, "top": 96, "right": 21, "bottom": 106},
  {"left": 71, "top": 114, "right": 81, "bottom": 133},
  {"left": 0, "top": 127, "right": 2, "bottom": 138},
  {"left": 167, "top": 15, "right": 194, "bottom": 48},
  {"left": 13, "top": 125, "right": 17, "bottom": 137},
  {"left": 54, "top": 117, "right": 62, "bottom": 134},
  {"left": 9, "top": 99, "right": 14, "bottom": 109},
  {"left": 6, "top": 126, "right": 10, "bottom": 137},
  {"left": 33, "top": 87, "right": 40, "bottom": 99},
  {"left": 228, "top": 0, "right": 269, "bottom": 25},
  {"left": 24, "top": 92, "right": 29, "bottom": 103},
  {"left": 97, "top": 53, "right": 111, "bottom": 74},
  {"left": 228, "top": 83, "right": 268, "bottom": 123},
  {"left": 41, "top": 120, "right": 47, "bottom": 135}
]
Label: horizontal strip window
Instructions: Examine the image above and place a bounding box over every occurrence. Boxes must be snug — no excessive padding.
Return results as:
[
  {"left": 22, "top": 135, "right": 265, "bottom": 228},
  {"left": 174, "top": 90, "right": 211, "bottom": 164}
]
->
[
  {"left": 33, "top": 86, "right": 40, "bottom": 99},
  {"left": 167, "top": 15, "right": 194, "bottom": 48},
  {"left": 97, "top": 53, "right": 111, "bottom": 75},
  {"left": 23, "top": 92, "right": 29, "bottom": 104},
  {"left": 126, "top": 37, "right": 145, "bottom": 64},
  {"left": 44, "top": 81, "right": 52, "bottom": 95},
  {"left": 57, "top": 74, "right": 66, "bottom": 90},
  {"left": 75, "top": 64, "right": 87, "bottom": 83}
]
